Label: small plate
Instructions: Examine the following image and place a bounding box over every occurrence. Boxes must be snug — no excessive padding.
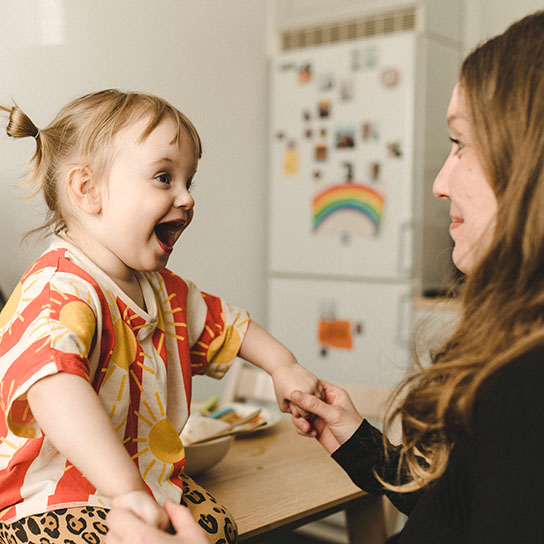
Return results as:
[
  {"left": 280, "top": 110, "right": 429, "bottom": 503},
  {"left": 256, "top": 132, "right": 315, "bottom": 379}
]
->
[
  {"left": 220, "top": 402, "right": 282, "bottom": 435},
  {"left": 193, "top": 401, "right": 282, "bottom": 435}
]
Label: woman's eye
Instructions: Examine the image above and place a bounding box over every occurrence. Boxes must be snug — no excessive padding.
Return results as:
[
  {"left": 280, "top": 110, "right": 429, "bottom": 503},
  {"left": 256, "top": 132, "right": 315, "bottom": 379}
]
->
[
  {"left": 156, "top": 173, "right": 171, "bottom": 185},
  {"left": 449, "top": 137, "right": 465, "bottom": 155}
]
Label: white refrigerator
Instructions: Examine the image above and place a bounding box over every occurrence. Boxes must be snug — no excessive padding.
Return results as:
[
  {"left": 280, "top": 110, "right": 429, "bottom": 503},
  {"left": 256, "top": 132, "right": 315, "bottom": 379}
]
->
[{"left": 266, "top": 30, "right": 459, "bottom": 388}]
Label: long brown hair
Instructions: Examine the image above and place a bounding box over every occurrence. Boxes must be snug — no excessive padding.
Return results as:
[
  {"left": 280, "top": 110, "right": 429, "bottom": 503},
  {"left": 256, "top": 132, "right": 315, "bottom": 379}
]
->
[
  {"left": 1, "top": 90, "right": 202, "bottom": 238},
  {"left": 384, "top": 10, "right": 544, "bottom": 491}
]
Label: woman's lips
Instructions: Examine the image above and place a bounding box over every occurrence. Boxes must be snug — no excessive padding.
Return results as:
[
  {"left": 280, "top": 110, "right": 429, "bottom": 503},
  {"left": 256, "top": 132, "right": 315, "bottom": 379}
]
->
[{"left": 450, "top": 216, "right": 463, "bottom": 230}]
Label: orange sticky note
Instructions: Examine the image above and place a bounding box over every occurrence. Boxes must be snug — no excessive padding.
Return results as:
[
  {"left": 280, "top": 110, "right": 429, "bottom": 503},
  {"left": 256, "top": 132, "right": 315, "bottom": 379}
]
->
[{"left": 318, "top": 320, "right": 353, "bottom": 350}]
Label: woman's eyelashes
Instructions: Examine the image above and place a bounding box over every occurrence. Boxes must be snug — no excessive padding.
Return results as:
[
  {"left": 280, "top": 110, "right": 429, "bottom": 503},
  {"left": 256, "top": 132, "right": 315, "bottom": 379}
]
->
[{"left": 449, "top": 136, "right": 466, "bottom": 156}]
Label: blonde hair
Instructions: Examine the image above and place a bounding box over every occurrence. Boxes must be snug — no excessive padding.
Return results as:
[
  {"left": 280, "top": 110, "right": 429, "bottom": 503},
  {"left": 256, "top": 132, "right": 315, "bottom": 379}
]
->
[
  {"left": 0, "top": 89, "right": 202, "bottom": 237},
  {"left": 383, "top": 10, "right": 544, "bottom": 492}
]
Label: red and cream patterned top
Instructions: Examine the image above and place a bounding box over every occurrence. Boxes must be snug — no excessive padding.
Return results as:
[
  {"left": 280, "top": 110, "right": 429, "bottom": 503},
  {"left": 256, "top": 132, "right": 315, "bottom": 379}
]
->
[{"left": 0, "top": 238, "right": 249, "bottom": 522}]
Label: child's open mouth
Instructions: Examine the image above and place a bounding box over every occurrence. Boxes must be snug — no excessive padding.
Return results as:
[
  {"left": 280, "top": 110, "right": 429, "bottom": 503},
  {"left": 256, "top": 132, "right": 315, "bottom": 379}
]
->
[{"left": 154, "top": 220, "right": 185, "bottom": 253}]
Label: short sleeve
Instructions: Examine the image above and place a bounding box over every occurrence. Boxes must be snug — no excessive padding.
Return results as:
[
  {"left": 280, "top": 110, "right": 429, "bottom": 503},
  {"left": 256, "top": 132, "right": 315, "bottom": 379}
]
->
[
  {"left": 0, "top": 272, "right": 98, "bottom": 439},
  {"left": 185, "top": 282, "right": 249, "bottom": 379}
]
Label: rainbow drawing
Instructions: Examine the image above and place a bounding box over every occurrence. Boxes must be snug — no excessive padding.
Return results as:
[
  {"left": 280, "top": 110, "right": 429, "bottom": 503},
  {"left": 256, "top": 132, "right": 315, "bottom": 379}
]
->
[{"left": 312, "top": 183, "right": 385, "bottom": 233}]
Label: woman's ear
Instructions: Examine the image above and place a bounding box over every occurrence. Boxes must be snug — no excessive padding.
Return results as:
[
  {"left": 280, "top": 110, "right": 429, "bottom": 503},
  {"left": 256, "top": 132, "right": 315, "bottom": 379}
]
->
[{"left": 67, "top": 166, "right": 102, "bottom": 214}]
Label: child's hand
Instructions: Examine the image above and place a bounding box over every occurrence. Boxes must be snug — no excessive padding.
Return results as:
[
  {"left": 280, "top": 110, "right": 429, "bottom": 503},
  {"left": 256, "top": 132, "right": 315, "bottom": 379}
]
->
[
  {"left": 112, "top": 490, "right": 169, "bottom": 530},
  {"left": 270, "top": 361, "right": 324, "bottom": 419}
]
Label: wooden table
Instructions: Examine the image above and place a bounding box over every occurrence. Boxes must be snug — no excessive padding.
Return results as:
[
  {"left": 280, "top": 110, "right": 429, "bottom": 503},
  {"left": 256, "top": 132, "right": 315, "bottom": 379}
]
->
[{"left": 196, "top": 406, "right": 388, "bottom": 543}]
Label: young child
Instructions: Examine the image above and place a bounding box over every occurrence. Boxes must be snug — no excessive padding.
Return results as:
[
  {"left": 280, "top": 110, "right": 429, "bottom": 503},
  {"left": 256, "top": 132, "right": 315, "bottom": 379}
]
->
[{"left": 0, "top": 90, "right": 322, "bottom": 544}]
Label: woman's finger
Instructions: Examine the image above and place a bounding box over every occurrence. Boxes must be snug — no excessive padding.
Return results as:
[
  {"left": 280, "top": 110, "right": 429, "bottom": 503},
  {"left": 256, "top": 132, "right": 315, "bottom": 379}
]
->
[
  {"left": 106, "top": 507, "right": 146, "bottom": 543},
  {"left": 290, "top": 390, "right": 334, "bottom": 420},
  {"left": 164, "top": 501, "right": 209, "bottom": 543},
  {"left": 291, "top": 413, "right": 315, "bottom": 436}
]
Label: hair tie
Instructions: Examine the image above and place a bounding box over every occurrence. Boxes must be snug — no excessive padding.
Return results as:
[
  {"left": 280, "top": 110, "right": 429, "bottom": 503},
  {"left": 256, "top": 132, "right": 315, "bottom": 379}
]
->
[{"left": 34, "top": 129, "right": 40, "bottom": 139}]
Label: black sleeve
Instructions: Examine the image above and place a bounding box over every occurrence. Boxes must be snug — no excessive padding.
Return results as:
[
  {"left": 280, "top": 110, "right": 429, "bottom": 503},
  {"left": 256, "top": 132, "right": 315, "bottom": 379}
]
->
[
  {"left": 332, "top": 419, "right": 422, "bottom": 515},
  {"left": 466, "top": 349, "right": 544, "bottom": 543}
]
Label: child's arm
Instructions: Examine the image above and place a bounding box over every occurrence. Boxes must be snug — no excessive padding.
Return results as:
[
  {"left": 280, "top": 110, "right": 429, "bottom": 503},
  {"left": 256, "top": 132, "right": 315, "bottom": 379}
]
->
[
  {"left": 26, "top": 373, "right": 168, "bottom": 529},
  {"left": 238, "top": 320, "right": 323, "bottom": 413}
]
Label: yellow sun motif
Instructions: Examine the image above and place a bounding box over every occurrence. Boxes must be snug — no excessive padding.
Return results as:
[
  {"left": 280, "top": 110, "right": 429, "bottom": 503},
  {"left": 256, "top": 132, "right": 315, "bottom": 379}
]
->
[
  {"left": 133, "top": 392, "right": 185, "bottom": 486},
  {"left": 0, "top": 281, "right": 39, "bottom": 338},
  {"left": 58, "top": 301, "right": 96, "bottom": 355},
  {"left": 193, "top": 312, "right": 249, "bottom": 366},
  {"left": 110, "top": 318, "right": 137, "bottom": 371}
]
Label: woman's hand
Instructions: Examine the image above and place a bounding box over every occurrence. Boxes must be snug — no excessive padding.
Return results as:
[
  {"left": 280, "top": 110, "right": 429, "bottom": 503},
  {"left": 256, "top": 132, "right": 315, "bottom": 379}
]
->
[
  {"left": 289, "top": 381, "right": 364, "bottom": 454},
  {"left": 106, "top": 500, "right": 208, "bottom": 544},
  {"left": 112, "top": 490, "right": 169, "bottom": 531}
]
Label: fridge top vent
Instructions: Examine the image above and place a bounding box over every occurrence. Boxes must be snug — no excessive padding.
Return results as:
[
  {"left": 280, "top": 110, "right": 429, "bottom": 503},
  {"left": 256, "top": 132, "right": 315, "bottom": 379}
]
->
[{"left": 280, "top": 6, "right": 416, "bottom": 51}]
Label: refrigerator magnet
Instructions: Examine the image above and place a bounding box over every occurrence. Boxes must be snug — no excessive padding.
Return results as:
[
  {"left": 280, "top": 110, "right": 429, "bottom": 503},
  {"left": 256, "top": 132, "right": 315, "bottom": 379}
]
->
[
  {"left": 339, "top": 79, "right": 355, "bottom": 101},
  {"left": 387, "top": 141, "right": 403, "bottom": 158},
  {"left": 361, "top": 46, "right": 379, "bottom": 70},
  {"left": 314, "top": 143, "right": 328, "bottom": 162},
  {"left": 342, "top": 162, "right": 354, "bottom": 182},
  {"left": 380, "top": 66, "right": 401, "bottom": 88},
  {"left": 369, "top": 161, "right": 381, "bottom": 182},
  {"left": 335, "top": 128, "right": 356, "bottom": 149},
  {"left": 362, "top": 121, "right": 380, "bottom": 142},
  {"left": 318, "top": 99, "right": 332, "bottom": 119},
  {"left": 298, "top": 63, "right": 312, "bottom": 84},
  {"left": 283, "top": 141, "right": 299, "bottom": 176}
]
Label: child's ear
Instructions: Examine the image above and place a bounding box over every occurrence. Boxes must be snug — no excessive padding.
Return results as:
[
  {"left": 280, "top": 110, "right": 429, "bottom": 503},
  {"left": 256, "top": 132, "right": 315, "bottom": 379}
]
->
[{"left": 67, "top": 166, "right": 102, "bottom": 214}]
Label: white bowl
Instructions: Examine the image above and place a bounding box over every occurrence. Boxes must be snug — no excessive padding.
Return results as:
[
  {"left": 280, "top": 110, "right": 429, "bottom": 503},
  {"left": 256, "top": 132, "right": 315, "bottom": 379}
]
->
[{"left": 181, "top": 415, "right": 233, "bottom": 476}]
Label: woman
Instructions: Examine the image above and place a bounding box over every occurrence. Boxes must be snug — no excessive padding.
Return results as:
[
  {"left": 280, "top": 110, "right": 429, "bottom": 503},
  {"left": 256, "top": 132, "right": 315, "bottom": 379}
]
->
[
  {"left": 106, "top": 10, "right": 544, "bottom": 544},
  {"left": 290, "top": 9, "right": 544, "bottom": 543}
]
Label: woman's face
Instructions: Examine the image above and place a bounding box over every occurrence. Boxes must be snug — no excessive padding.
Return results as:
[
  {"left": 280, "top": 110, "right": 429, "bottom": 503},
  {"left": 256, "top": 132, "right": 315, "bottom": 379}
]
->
[{"left": 433, "top": 83, "right": 498, "bottom": 274}]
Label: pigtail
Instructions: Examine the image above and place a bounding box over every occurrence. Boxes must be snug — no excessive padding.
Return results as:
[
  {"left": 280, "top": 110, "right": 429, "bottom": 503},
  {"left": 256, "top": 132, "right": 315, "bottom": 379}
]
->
[
  {"left": 0, "top": 103, "right": 59, "bottom": 239},
  {"left": 0, "top": 104, "right": 40, "bottom": 140}
]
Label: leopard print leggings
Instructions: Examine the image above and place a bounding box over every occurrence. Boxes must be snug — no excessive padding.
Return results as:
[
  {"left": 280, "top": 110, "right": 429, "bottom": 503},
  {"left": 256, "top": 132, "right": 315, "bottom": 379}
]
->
[{"left": 0, "top": 475, "right": 237, "bottom": 544}]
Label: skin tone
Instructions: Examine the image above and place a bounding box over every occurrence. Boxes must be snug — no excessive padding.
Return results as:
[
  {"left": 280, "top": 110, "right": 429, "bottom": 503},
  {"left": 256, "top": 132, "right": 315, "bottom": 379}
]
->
[
  {"left": 432, "top": 83, "right": 498, "bottom": 274},
  {"left": 106, "top": 501, "right": 209, "bottom": 544},
  {"left": 64, "top": 117, "right": 197, "bottom": 308},
  {"left": 289, "top": 82, "right": 500, "bottom": 450},
  {"left": 26, "top": 115, "right": 322, "bottom": 533}
]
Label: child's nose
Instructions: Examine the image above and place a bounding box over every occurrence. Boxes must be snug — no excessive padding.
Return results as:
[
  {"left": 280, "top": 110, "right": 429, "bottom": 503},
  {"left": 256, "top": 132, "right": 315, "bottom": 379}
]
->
[{"left": 175, "top": 187, "right": 195, "bottom": 210}]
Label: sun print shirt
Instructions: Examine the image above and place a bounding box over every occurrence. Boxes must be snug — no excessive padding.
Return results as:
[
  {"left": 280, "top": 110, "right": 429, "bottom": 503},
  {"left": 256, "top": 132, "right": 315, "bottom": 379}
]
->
[{"left": 0, "top": 238, "right": 249, "bottom": 522}]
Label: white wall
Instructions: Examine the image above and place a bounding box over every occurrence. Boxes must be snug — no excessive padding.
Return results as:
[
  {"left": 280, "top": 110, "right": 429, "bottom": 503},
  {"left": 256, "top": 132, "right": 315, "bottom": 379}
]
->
[
  {"left": 0, "top": 0, "right": 268, "bottom": 317},
  {"left": 462, "top": 0, "right": 544, "bottom": 53}
]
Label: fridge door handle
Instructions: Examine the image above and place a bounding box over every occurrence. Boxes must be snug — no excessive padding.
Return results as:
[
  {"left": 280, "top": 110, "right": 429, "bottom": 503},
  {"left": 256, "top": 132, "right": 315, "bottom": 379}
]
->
[{"left": 398, "top": 221, "right": 414, "bottom": 277}]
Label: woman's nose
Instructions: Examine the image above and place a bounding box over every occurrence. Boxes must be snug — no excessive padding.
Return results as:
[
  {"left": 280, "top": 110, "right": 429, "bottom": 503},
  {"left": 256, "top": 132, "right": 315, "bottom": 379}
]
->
[{"left": 432, "top": 157, "right": 451, "bottom": 200}]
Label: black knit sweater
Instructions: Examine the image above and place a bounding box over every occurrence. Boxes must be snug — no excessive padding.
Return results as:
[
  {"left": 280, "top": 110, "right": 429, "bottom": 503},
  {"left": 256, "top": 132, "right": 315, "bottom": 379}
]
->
[{"left": 332, "top": 347, "right": 544, "bottom": 543}]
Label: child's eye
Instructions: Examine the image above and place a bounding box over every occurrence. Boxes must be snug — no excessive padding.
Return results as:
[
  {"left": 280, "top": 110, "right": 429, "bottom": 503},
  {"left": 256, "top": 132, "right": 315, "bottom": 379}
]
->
[
  {"left": 186, "top": 178, "right": 195, "bottom": 191},
  {"left": 449, "top": 137, "right": 465, "bottom": 155},
  {"left": 155, "top": 173, "right": 171, "bottom": 185}
]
